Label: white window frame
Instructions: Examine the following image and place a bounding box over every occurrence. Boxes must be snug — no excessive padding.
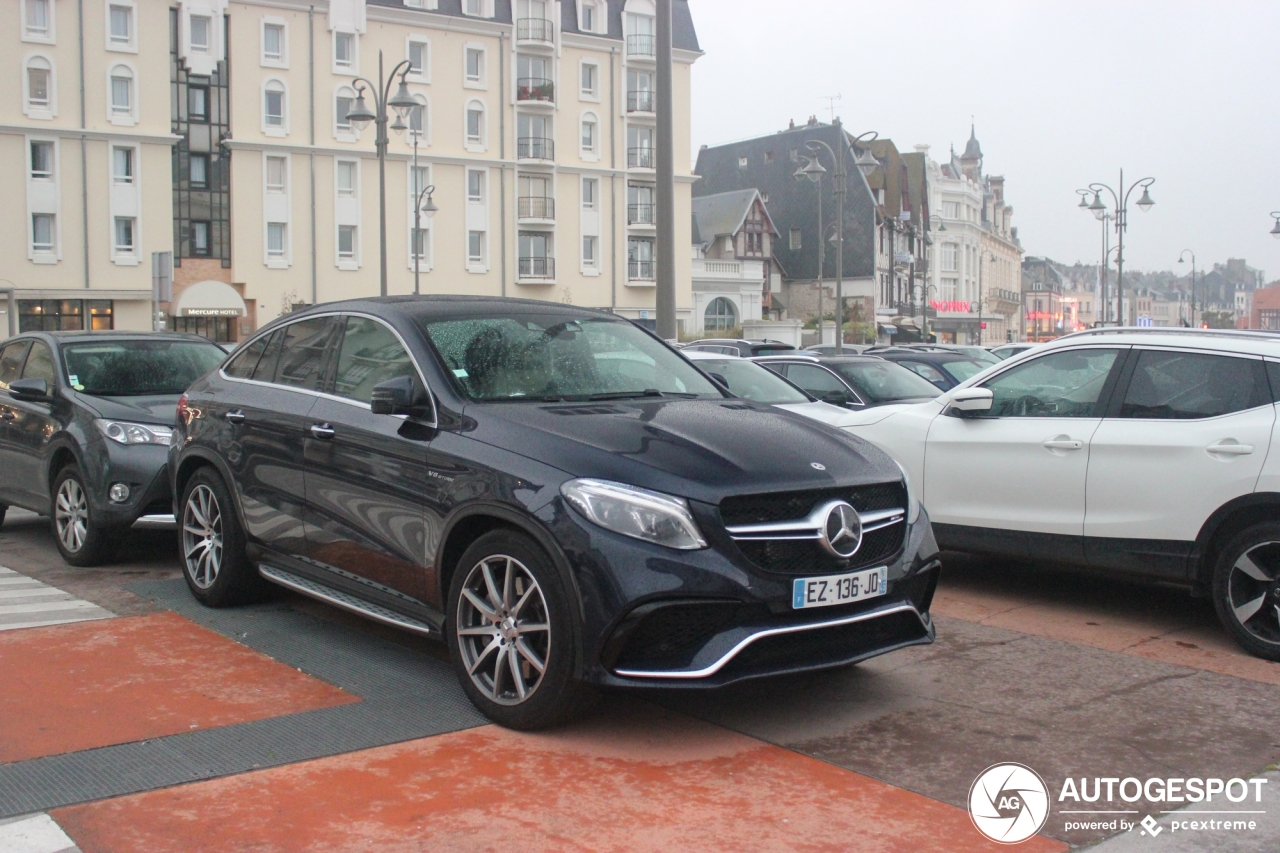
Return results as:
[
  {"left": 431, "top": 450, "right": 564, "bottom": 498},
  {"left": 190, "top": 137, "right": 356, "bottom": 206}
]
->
[
  {"left": 333, "top": 30, "right": 357, "bottom": 75},
  {"left": 31, "top": 213, "right": 58, "bottom": 259},
  {"left": 582, "top": 235, "right": 598, "bottom": 270},
  {"left": 406, "top": 36, "right": 430, "bottom": 82},
  {"left": 265, "top": 157, "right": 287, "bottom": 194},
  {"left": 263, "top": 78, "right": 289, "bottom": 137},
  {"left": 581, "top": 177, "right": 598, "bottom": 210},
  {"left": 336, "top": 160, "right": 358, "bottom": 199},
  {"left": 463, "top": 43, "right": 487, "bottom": 89},
  {"left": 467, "top": 231, "right": 487, "bottom": 270},
  {"left": 337, "top": 224, "right": 359, "bottom": 266},
  {"left": 107, "top": 62, "right": 137, "bottom": 126},
  {"left": 29, "top": 139, "right": 55, "bottom": 181},
  {"left": 334, "top": 85, "right": 359, "bottom": 142},
  {"left": 464, "top": 99, "right": 487, "bottom": 152},
  {"left": 261, "top": 17, "right": 288, "bottom": 68},
  {"left": 466, "top": 166, "right": 489, "bottom": 273},
  {"left": 579, "top": 60, "right": 600, "bottom": 102},
  {"left": 580, "top": 111, "right": 599, "bottom": 162},
  {"left": 577, "top": 0, "right": 602, "bottom": 34},
  {"left": 262, "top": 152, "right": 292, "bottom": 268},
  {"left": 106, "top": 1, "right": 137, "bottom": 53},
  {"left": 26, "top": 134, "right": 60, "bottom": 264},
  {"left": 461, "top": 0, "right": 494, "bottom": 19},
  {"left": 266, "top": 222, "right": 289, "bottom": 264},
  {"left": 407, "top": 163, "right": 434, "bottom": 271},
  {"left": 22, "top": 0, "right": 55, "bottom": 44},
  {"left": 189, "top": 14, "right": 213, "bottom": 54},
  {"left": 113, "top": 216, "right": 138, "bottom": 263},
  {"left": 23, "top": 54, "right": 56, "bottom": 119}
]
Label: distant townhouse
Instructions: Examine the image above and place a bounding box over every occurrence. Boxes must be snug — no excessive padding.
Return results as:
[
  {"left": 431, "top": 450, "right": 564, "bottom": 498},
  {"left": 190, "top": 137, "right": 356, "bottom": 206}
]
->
[{"left": 689, "top": 189, "right": 777, "bottom": 334}]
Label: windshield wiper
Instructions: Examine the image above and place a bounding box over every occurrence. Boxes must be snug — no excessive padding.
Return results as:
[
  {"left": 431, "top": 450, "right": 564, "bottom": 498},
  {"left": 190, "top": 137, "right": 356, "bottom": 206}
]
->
[{"left": 587, "top": 389, "right": 671, "bottom": 401}]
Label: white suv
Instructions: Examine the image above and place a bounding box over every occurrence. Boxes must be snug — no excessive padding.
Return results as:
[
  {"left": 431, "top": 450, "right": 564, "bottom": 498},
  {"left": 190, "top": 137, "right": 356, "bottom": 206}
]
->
[{"left": 843, "top": 328, "right": 1280, "bottom": 660}]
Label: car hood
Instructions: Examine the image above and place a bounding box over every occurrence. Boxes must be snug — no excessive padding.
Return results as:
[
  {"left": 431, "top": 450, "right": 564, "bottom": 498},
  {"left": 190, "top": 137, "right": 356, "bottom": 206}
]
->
[
  {"left": 467, "top": 398, "right": 902, "bottom": 505},
  {"left": 773, "top": 400, "right": 857, "bottom": 427},
  {"left": 838, "top": 399, "right": 944, "bottom": 428},
  {"left": 73, "top": 393, "right": 182, "bottom": 425}
]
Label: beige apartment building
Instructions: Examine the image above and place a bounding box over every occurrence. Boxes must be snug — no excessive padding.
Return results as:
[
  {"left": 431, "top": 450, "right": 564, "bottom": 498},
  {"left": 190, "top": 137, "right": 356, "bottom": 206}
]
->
[{"left": 3, "top": 0, "right": 701, "bottom": 339}]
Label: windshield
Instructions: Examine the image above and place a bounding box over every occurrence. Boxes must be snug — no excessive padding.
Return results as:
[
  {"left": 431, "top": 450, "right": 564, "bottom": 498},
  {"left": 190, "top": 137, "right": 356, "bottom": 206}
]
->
[
  {"left": 698, "top": 359, "right": 809, "bottom": 404},
  {"left": 421, "top": 315, "right": 723, "bottom": 402},
  {"left": 941, "top": 359, "right": 991, "bottom": 383},
  {"left": 61, "top": 340, "right": 226, "bottom": 396},
  {"left": 831, "top": 361, "right": 941, "bottom": 403}
]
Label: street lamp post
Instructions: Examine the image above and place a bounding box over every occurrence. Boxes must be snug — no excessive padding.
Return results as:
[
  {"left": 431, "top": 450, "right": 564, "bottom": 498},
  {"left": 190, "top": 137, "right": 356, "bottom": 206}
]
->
[
  {"left": 795, "top": 155, "right": 827, "bottom": 346},
  {"left": 1178, "top": 249, "right": 1196, "bottom": 327},
  {"left": 344, "top": 50, "right": 421, "bottom": 298},
  {"left": 1270, "top": 212, "right": 1280, "bottom": 239},
  {"left": 1077, "top": 190, "right": 1113, "bottom": 324},
  {"left": 977, "top": 250, "right": 996, "bottom": 345},
  {"left": 1077, "top": 169, "right": 1155, "bottom": 326}
]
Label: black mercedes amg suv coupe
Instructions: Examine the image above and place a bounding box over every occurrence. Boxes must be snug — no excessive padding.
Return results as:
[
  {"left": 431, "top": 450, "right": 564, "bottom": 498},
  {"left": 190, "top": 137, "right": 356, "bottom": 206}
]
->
[{"left": 170, "top": 297, "right": 941, "bottom": 728}]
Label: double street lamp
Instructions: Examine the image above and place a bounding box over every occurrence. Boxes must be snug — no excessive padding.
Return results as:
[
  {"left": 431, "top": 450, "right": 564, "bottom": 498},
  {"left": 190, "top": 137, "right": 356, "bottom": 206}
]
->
[
  {"left": 1178, "top": 249, "right": 1197, "bottom": 327},
  {"left": 1076, "top": 170, "right": 1155, "bottom": 326},
  {"left": 344, "top": 51, "right": 421, "bottom": 297},
  {"left": 794, "top": 123, "right": 879, "bottom": 354}
]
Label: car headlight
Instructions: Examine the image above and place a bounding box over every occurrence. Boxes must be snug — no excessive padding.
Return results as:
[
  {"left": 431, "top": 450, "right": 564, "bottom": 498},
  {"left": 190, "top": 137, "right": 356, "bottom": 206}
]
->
[
  {"left": 95, "top": 419, "right": 174, "bottom": 446},
  {"left": 561, "top": 479, "right": 707, "bottom": 550},
  {"left": 894, "top": 460, "right": 921, "bottom": 525}
]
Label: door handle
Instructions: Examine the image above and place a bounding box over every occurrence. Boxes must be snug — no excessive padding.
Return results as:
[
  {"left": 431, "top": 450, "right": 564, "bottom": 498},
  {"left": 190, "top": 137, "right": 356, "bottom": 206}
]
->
[
  {"left": 1207, "top": 441, "right": 1254, "bottom": 456},
  {"left": 224, "top": 409, "right": 246, "bottom": 424},
  {"left": 1042, "top": 438, "right": 1083, "bottom": 451},
  {"left": 309, "top": 423, "right": 336, "bottom": 440}
]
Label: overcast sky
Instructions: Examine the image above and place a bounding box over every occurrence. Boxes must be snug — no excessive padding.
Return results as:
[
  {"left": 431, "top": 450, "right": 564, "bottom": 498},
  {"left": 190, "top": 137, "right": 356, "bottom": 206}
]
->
[{"left": 687, "top": 0, "right": 1280, "bottom": 282}]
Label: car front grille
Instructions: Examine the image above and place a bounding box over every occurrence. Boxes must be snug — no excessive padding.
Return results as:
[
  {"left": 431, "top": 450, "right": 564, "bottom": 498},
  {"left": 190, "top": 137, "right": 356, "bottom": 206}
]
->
[
  {"left": 734, "top": 523, "right": 905, "bottom": 575},
  {"left": 720, "top": 482, "right": 906, "bottom": 527}
]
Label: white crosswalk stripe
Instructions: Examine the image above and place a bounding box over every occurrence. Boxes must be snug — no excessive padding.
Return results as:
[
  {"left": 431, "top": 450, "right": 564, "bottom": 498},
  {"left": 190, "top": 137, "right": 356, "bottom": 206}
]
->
[
  {"left": 0, "top": 813, "right": 82, "bottom": 853},
  {"left": 0, "top": 566, "right": 113, "bottom": 631}
]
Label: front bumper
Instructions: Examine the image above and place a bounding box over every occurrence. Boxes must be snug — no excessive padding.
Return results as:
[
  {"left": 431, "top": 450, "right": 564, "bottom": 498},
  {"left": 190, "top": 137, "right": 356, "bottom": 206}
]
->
[
  {"left": 79, "top": 438, "right": 172, "bottom": 530},
  {"left": 545, "top": 498, "right": 941, "bottom": 689}
]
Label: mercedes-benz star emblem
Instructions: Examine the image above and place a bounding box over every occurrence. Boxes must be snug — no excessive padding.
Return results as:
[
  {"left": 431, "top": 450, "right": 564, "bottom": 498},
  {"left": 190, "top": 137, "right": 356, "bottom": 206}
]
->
[{"left": 818, "top": 501, "right": 862, "bottom": 559}]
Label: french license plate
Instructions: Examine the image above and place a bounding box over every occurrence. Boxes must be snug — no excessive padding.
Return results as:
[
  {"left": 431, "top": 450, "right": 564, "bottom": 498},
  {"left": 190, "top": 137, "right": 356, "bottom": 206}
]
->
[{"left": 792, "top": 566, "right": 888, "bottom": 610}]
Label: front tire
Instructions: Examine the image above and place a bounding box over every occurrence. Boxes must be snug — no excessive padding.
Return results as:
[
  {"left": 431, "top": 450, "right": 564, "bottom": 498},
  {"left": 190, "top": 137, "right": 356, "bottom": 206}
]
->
[
  {"left": 180, "top": 468, "right": 264, "bottom": 607},
  {"left": 447, "top": 530, "right": 589, "bottom": 730},
  {"left": 1212, "top": 522, "right": 1280, "bottom": 661},
  {"left": 52, "top": 466, "right": 121, "bottom": 567}
]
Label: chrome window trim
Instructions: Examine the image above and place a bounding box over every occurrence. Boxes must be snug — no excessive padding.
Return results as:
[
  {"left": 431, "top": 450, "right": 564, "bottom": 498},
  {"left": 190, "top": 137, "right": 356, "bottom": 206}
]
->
[{"left": 218, "top": 310, "right": 439, "bottom": 428}]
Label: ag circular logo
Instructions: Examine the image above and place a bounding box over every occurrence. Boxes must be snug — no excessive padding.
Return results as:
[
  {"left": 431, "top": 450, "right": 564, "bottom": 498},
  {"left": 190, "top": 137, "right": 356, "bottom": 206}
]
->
[
  {"left": 968, "top": 763, "right": 1050, "bottom": 844},
  {"left": 818, "top": 501, "right": 862, "bottom": 558}
]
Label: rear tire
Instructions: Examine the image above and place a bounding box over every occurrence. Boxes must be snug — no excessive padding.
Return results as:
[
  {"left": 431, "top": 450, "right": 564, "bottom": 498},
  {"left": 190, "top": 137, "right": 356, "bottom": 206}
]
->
[
  {"left": 1212, "top": 522, "right": 1280, "bottom": 661},
  {"left": 180, "top": 468, "right": 266, "bottom": 607},
  {"left": 52, "top": 466, "right": 121, "bottom": 567},
  {"left": 446, "top": 530, "right": 591, "bottom": 730}
]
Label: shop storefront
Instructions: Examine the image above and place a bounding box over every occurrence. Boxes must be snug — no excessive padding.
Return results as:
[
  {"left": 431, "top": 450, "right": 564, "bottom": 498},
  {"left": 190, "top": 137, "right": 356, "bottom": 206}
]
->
[{"left": 169, "top": 281, "right": 247, "bottom": 343}]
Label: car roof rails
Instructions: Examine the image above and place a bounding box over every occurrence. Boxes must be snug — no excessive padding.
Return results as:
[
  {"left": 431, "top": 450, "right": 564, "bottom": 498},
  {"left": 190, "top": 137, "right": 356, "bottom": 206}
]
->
[{"left": 1059, "top": 327, "right": 1280, "bottom": 344}]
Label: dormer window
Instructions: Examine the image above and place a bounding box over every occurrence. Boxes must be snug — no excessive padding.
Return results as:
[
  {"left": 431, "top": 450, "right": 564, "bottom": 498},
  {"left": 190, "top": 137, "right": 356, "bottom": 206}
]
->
[{"left": 190, "top": 15, "right": 211, "bottom": 53}]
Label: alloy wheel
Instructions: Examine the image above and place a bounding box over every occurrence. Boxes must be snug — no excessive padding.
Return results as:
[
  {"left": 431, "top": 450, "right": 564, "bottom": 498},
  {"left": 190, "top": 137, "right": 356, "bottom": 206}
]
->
[
  {"left": 455, "top": 554, "right": 550, "bottom": 706},
  {"left": 182, "top": 484, "right": 223, "bottom": 589},
  {"left": 1226, "top": 541, "right": 1280, "bottom": 647},
  {"left": 54, "top": 478, "right": 88, "bottom": 554}
]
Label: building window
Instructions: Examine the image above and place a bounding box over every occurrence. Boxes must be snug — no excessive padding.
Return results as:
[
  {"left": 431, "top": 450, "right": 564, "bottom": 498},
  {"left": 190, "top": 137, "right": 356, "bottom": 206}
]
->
[
  {"left": 941, "top": 243, "right": 958, "bottom": 272},
  {"left": 581, "top": 62, "right": 598, "bottom": 98},
  {"left": 337, "top": 225, "right": 357, "bottom": 259},
  {"left": 412, "top": 228, "right": 427, "bottom": 261},
  {"left": 518, "top": 232, "right": 553, "bottom": 279},
  {"left": 627, "top": 68, "right": 653, "bottom": 112},
  {"left": 109, "top": 65, "right": 133, "bottom": 118},
  {"left": 627, "top": 125, "right": 654, "bottom": 167},
  {"left": 19, "top": 301, "right": 115, "bottom": 332},
  {"left": 582, "top": 178, "right": 596, "bottom": 209},
  {"left": 583, "top": 236, "right": 597, "bottom": 268},
  {"left": 626, "top": 12, "right": 655, "bottom": 57},
  {"left": 581, "top": 117, "right": 596, "bottom": 153},
  {"left": 112, "top": 146, "right": 133, "bottom": 183},
  {"left": 468, "top": 231, "right": 485, "bottom": 264},
  {"left": 628, "top": 183, "right": 654, "bottom": 224},
  {"left": 192, "top": 221, "right": 211, "bottom": 256},
  {"left": 628, "top": 238, "right": 655, "bottom": 280},
  {"left": 114, "top": 217, "right": 136, "bottom": 255},
  {"left": 334, "top": 32, "right": 354, "bottom": 70},
  {"left": 266, "top": 156, "right": 287, "bottom": 193},
  {"left": 337, "top": 161, "right": 357, "bottom": 197},
  {"left": 705, "top": 297, "right": 738, "bottom": 331},
  {"left": 189, "top": 153, "right": 209, "bottom": 188},
  {"left": 335, "top": 87, "right": 356, "bottom": 134},
  {"left": 462, "top": 0, "right": 490, "bottom": 18},
  {"left": 267, "top": 222, "right": 286, "bottom": 258},
  {"left": 789, "top": 227, "right": 801, "bottom": 250},
  {"left": 190, "top": 15, "right": 211, "bottom": 53},
  {"left": 407, "top": 39, "right": 428, "bottom": 78},
  {"left": 467, "top": 170, "right": 484, "bottom": 202},
  {"left": 264, "top": 80, "right": 286, "bottom": 131},
  {"left": 465, "top": 47, "right": 484, "bottom": 84},
  {"left": 32, "top": 214, "right": 55, "bottom": 253},
  {"left": 580, "top": 1, "right": 598, "bottom": 33},
  {"left": 109, "top": 4, "right": 132, "bottom": 47},
  {"left": 25, "top": 0, "right": 53, "bottom": 40},
  {"left": 263, "top": 22, "right": 284, "bottom": 64},
  {"left": 188, "top": 85, "right": 209, "bottom": 122},
  {"left": 30, "top": 141, "right": 54, "bottom": 179},
  {"left": 26, "top": 57, "right": 53, "bottom": 113},
  {"left": 466, "top": 103, "right": 484, "bottom": 146},
  {"left": 408, "top": 96, "right": 427, "bottom": 141}
]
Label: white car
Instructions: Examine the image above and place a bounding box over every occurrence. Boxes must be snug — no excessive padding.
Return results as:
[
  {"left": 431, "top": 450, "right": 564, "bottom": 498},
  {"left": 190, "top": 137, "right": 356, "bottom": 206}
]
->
[
  {"left": 841, "top": 328, "right": 1280, "bottom": 660},
  {"left": 682, "top": 350, "right": 856, "bottom": 428}
]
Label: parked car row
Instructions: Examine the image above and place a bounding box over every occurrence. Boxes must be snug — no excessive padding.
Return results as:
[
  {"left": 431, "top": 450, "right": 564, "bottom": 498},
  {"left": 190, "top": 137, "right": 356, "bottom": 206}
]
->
[{"left": 4, "top": 309, "right": 1280, "bottom": 729}]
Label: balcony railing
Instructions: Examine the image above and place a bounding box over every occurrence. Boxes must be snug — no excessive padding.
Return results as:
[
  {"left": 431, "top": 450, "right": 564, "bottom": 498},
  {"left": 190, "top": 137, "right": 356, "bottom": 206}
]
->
[
  {"left": 627, "top": 34, "right": 655, "bottom": 57},
  {"left": 629, "top": 260, "right": 655, "bottom": 280},
  {"left": 516, "top": 77, "right": 555, "bottom": 103},
  {"left": 627, "top": 203, "right": 655, "bottom": 225},
  {"left": 627, "top": 90, "right": 655, "bottom": 112},
  {"left": 519, "top": 256, "right": 555, "bottom": 279},
  {"left": 516, "top": 18, "right": 554, "bottom": 43},
  {"left": 518, "top": 196, "right": 555, "bottom": 220},
  {"left": 627, "top": 147, "right": 654, "bottom": 168},
  {"left": 518, "top": 136, "right": 555, "bottom": 161}
]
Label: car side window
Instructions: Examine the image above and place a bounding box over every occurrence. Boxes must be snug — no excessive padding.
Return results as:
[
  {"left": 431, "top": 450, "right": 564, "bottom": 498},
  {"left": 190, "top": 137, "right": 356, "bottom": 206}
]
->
[
  {"left": 1119, "top": 350, "right": 1268, "bottom": 420},
  {"left": 0, "top": 341, "right": 32, "bottom": 390},
  {"left": 223, "top": 334, "right": 272, "bottom": 379},
  {"left": 276, "top": 318, "right": 339, "bottom": 391},
  {"left": 21, "top": 341, "right": 57, "bottom": 385},
  {"left": 785, "top": 364, "right": 846, "bottom": 397},
  {"left": 1267, "top": 361, "right": 1280, "bottom": 403},
  {"left": 251, "top": 329, "right": 286, "bottom": 383},
  {"left": 981, "top": 348, "right": 1120, "bottom": 418},
  {"left": 904, "top": 362, "right": 947, "bottom": 386},
  {"left": 332, "top": 317, "right": 417, "bottom": 405}
]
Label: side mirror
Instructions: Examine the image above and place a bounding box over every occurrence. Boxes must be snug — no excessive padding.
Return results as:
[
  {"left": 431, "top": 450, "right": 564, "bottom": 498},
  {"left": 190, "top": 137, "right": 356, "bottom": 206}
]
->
[
  {"left": 948, "top": 387, "right": 993, "bottom": 418},
  {"left": 821, "top": 389, "right": 849, "bottom": 407},
  {"left": 370, "top": 376, "right": 425, "bottom": 417},
  {"left": 9, "top": 378, "right": 50, "bottom": 402}
]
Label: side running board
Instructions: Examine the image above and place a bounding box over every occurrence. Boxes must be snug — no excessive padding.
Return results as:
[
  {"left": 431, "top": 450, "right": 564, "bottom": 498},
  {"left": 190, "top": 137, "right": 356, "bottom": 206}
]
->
[{"left": 258, "top": 564, "right": 435, "bottom": 637}]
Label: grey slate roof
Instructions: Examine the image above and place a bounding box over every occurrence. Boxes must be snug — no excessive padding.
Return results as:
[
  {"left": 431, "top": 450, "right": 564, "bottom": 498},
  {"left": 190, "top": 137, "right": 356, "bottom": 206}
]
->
[
  {"left": 691, "top": 189, "right": 762, "bottom": 247},
  {"left": 962, "top": 125, "right": 983, "bottom": 160},
  {"left": 368, "top": 0, "right": 701, "bottom": 51}
]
